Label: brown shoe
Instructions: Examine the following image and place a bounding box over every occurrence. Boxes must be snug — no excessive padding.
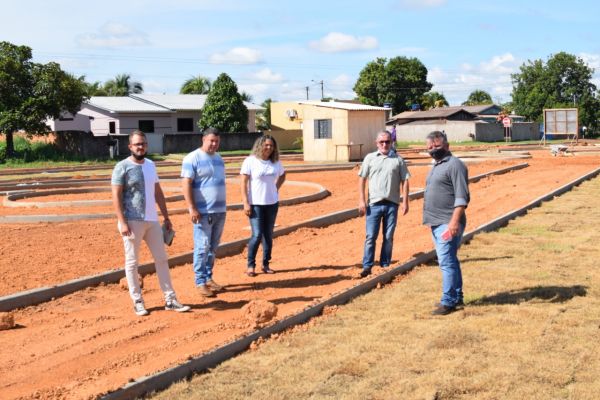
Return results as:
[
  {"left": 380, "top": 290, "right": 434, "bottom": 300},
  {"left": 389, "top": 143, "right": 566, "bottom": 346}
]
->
[
  {"left": 206, "top": 279, "right": 224, "bottom": 292},
  {"left": 197, "top": 284, "right": 215, "bottom": 298}
]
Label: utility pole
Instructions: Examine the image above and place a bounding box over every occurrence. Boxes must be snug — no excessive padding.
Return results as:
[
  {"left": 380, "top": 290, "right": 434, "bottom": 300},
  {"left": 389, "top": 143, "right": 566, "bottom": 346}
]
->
[
  {"left": 305, "top": 86, "right": 309, "bottom": 100},
  {"left": 312, "top": 80, "right": 324, "bottom": 100}
]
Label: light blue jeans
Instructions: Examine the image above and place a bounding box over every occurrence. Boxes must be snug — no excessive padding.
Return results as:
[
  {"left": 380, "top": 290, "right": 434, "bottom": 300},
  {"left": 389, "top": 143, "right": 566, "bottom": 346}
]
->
[
  {"left": 362, "top": 201, "right": 398, "bottom": 270},
  {"left": 192, "top": 212, "right": 226, "bottom": 286},
  {"left": 431, "top": 223, "right": 465, "bottom": 307}
]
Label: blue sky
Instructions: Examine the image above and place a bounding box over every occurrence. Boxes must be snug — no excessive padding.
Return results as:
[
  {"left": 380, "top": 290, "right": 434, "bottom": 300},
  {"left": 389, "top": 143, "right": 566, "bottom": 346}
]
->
[{"left": 3, "top": 0, "right": 600, "bottom": 106}]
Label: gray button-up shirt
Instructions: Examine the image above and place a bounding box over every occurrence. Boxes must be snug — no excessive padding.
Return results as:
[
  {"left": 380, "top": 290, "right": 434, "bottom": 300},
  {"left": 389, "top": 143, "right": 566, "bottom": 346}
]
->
[{"left": 423, "top": 153, "right": 469, "bottom": 226}]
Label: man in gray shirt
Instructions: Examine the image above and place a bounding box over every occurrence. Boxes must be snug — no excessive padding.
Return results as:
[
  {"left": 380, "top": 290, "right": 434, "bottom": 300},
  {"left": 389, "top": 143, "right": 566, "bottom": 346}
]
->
[
  {"left": 358, "top": 130, "right": 410, "bottom": 278},
  {"left": 423, "top": 131, "right": 470, "bottom": 315}
]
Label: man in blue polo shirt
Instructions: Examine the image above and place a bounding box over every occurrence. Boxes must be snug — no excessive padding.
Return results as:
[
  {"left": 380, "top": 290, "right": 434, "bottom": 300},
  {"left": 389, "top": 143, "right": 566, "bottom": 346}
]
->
[
  {"left": 423, "top": 130, "right": 470, "bottom": 315},
  {"left": 358, "top": 130, "right": 411, "bottom": 278},
  {"left": 181, "top": 127, "right": 227, "bottom": 298}
]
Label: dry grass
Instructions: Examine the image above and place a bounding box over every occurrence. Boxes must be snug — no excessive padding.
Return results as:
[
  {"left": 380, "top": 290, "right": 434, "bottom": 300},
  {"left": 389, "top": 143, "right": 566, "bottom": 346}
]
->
[{"left": 151, "top": 178, "right": 600, "bottom": 400}]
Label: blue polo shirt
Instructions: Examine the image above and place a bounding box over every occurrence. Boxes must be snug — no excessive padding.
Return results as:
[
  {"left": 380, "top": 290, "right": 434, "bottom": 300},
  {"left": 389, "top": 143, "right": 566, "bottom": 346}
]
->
[{"left": 181, "top": 149, "right": 226, "bottom": 214}]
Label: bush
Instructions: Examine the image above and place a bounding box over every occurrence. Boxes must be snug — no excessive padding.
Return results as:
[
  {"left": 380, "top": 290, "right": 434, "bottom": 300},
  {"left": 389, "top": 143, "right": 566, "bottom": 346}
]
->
[{"left": 0, "top": 136, "right": 87, "bottom": 164}]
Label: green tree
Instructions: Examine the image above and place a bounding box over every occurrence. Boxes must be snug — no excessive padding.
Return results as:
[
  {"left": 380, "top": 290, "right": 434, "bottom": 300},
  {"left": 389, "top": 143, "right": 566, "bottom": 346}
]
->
[
  {"left": 199, "top": 73, "right": 248, "bottom": 133},
  {"left": 0, "top": 41, "right": 88, "bottom": 157},
  {"left": 240, "top": 91, "right": 253, "bottom": 102},
  {"left": 256, "top": 98, "right": 272, "bottom": 131},
  {"left": 462, "top": 89, "right": 493, "bottom": 106},
  {"left": 511, "top": 52, "right": 600, "bottom": 129},
  {"left": 420, "top": 91, "right": 448, "bottom": 110},
  {"left": 180, "top": 75, "right": 212, "bottom": 94},
  {"left": 84, "top": 80, "right": 108, "bottom": 96},
  {"left": 353, "top": 56, "right": 432, "bottom": 113},
  {"left": 103, "top": 73, "right": 143, "bottom": 96}
]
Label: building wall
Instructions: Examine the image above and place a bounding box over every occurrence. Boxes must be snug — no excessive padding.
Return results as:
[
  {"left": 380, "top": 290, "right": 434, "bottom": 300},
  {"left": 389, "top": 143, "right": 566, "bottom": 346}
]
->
[
  {"left": 396, "top": 120, "right": 539, "bottom": 143},
  {"left": 169, "top": 111, "right": 201, "bottom": 134},
  {"left": 47, "top": 112, "right": 92, "bottom": 132},
  {"left": 347, "top": 111, "right": 386, "bottom": 159},
  {"left": 302, "top": 106, "right": 348, "bottom": 161},
  {"left": 270, "top": 101, "right": 303, "bottom": 130},
  {"left": 268, "top": 129, "right": 302, "bottom": 150},
  {"left": 301, "top": 106, "right": 386, "bottom": 161}
]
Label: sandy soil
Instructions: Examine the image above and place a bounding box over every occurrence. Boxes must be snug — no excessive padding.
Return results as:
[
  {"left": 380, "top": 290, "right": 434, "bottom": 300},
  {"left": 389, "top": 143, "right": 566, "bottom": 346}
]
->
[{"left": 0, "top": 150, "right": 599, "bottom": 399}]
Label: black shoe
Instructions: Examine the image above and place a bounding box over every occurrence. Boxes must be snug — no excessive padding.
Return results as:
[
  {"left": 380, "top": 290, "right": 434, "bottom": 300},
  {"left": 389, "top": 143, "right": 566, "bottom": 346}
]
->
[
  {"left": 359, "top": 268, "right": 372, "bottom": 278},
  {"left": 431, "top": 305, "right": 456, "bottom": 315},
  {"left": 434, "top": 300, "right": 465, "bottom": 309}
]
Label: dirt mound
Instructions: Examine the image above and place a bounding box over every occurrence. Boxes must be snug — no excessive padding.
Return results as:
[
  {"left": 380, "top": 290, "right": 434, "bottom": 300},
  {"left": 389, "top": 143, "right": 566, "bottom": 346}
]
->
[
  {"left": 118, "top": 274, "right": 143, "bottom": 290},
  {"left": 0, "top": 312, "right": 14, "bottom": 330},
  {"left": 241, "top": 300, "right": 278, "bottom": 326}
]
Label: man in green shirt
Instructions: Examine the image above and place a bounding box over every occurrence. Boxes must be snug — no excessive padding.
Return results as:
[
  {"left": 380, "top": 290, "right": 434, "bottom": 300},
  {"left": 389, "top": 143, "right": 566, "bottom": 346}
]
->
[{"left": 358, "top": 131, "right": 411, "bottom": 278}]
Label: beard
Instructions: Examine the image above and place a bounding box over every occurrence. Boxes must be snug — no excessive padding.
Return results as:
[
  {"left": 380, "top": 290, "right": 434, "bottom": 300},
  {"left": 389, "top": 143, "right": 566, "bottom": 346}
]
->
[{"left": 131, "top": 152, "right": 145, "bottom": 161}]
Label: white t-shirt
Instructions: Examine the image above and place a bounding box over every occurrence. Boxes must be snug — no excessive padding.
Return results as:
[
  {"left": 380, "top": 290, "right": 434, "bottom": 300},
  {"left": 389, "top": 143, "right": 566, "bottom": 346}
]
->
[
  {"left": 240, "top": 155, "right": 285, "bottom": 205},
  {"left": 142, "top": 159, "right": 159, "bottom": 221}
]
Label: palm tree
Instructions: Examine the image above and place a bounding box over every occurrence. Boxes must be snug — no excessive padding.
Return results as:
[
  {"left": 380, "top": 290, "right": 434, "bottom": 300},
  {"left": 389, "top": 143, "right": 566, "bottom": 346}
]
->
[
  {"left": 240, "top": 91, "right": 253, "bottom": 102},
  {"left": 103, "top": 74, "right": 143, "bottom": 96},
  {"left": 180, "top": 75, "right": 212, "bottom": 94},
  {"left": 420, "top": 91, "right": 448, "bottom": 110},
  {"left": 462, "top": 89, "right": 493, "bottom": 106}
]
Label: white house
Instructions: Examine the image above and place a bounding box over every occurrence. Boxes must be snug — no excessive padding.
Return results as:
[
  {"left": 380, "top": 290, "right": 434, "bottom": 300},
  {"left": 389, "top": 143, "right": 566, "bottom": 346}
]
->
[{"left": 47, "top": 94, "right": 264, "bottom": 153}]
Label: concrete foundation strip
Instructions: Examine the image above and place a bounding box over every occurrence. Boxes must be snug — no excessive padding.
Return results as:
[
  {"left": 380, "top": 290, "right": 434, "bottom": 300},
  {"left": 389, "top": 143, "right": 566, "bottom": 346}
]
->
[
  {"left": 100, "top": 164, "right": 600, "bottom": 400},
  {"left": 0, "top": 180, "right": 330, "bottom": 223},
  {"left": 0, "top": 163, "right": 529, "bottom": 311}
]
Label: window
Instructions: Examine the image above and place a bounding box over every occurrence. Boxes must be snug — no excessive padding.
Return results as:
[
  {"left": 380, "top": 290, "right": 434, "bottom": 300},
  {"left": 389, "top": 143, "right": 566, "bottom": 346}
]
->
[
  {"left": 138, "top": 120, "right": 155, "bottom": 133},
  {"left": 177, "top": 118, "right": 194, "bottom": 132},
  {"left": 314, "top": 119, "right": 332, "bottom": 139},
  {"left": 109, "top": 121, "right": 116, "bottom": 134},
  {"left": 58, "top": 116, "right": 74, "bottom": 121}
]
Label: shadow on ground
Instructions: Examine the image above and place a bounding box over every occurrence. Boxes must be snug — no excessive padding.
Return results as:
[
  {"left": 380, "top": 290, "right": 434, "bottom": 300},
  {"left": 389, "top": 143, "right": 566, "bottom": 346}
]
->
[{"left": 472, "top": 285, "right": 587, "bottom": 306}]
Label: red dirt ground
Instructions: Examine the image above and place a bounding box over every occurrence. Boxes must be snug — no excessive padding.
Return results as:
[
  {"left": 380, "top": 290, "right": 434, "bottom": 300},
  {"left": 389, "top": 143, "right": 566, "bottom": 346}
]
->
[{"left": 0, "top": 149, "right": 599, "bottom": 399}]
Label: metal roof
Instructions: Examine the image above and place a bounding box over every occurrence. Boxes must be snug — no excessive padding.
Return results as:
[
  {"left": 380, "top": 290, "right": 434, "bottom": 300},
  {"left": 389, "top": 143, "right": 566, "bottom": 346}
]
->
[
  {"left": 131, "top": 94, "right": 265, "bottom": 111},
  {"left": 86, "top": 96, "right": 172, "bottom": 113},
  {"left": 298, "top": 101, "right": 387, "bottom": 111}
]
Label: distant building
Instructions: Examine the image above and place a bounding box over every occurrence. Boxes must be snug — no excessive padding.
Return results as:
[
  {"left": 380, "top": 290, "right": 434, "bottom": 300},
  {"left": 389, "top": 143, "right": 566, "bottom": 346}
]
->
[
  {"left": 271, "top": 100, "right": 387, "bottom": 161},
  {"left": 47, "top": 94, "right": 264, "bottom": 153}
]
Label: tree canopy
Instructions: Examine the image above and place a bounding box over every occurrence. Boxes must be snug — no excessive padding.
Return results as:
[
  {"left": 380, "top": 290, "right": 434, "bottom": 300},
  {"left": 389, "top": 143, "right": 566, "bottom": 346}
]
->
[
  {"left": 511, "top": 52, "right": 600, "bottom": 128},
  {"left": 462, "top": 89, "right": 493, "bottom": 106},
  {"left": 353, "top": 56, "right": 432, "bottom": 113},
  {"left": 180, "top": 75, "right": 211, "bottom": 94},
  {"left": 198, "top": 73, "right": 248, "bottom": 133},
  {"left": 256, "top": 98, "right": 272, "bottom": 131},
  {"left": 420, "top": 91, "right": 448, "bottom": 110},
  {"left": 102, "top": 74, "right": 143, "bottom": 96},
  {"left": 0, "top": 41, "right": 88, "bottom": 157}
]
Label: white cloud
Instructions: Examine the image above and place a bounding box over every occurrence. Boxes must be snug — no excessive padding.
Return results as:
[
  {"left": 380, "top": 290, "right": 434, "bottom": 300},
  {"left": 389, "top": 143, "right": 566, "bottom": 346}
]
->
[
  {"left": 309, "top": 32, "right": 378, "bottom": 53},
  {"left": 76, "top": 22, "right": 149, "bottom": 48},
  {"left": 209, "top": 47, "right": 263, "bottom": 64},
  {"left": 251, "top": 68, "right": 284, "bottom": 83},
  {"left": 398, "top": 0, "right": 446, "bottom": 9},
  {"left": 580, "top": 52, "right": 600, "bottom": 69},
  {"left": 428, "top": 54, "right": 519, "bottom": 105}
]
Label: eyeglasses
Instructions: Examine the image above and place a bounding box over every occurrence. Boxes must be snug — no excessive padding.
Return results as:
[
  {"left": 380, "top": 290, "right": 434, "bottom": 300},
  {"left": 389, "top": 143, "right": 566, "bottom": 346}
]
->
[
  {"left": 131, "top": 142, "right": 147, "bottom": 147},
  {"left": 377, "top": 140, "right": 391, "bottom": 145}
]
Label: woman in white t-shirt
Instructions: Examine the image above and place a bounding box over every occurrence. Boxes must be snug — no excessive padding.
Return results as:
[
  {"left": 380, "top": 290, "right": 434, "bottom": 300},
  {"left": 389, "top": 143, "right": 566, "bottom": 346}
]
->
[{"left": 240, "top": 135, "right": 286, "bottom": 277}]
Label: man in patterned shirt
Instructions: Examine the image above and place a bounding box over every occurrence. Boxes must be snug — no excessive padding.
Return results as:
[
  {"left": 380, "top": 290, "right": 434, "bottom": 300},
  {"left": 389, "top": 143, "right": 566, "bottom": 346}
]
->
[{"left": 112, "top": 130, "right": 190, "bottom": 316}]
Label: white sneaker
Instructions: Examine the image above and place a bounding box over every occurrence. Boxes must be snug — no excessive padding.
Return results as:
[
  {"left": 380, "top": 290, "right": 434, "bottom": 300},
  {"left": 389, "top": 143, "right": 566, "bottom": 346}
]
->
[
  {"left": 134, "top": 300, "right": 149, "bottom": 316},
  {"left": 165, "top": 299, "right": 191, "bottom": 313}
]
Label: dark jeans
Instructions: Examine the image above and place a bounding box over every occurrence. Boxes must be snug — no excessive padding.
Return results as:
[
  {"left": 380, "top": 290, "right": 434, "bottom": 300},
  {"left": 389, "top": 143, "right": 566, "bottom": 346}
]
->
[{"left": 247, "top": 203, "right": 279, "bottom": 269}]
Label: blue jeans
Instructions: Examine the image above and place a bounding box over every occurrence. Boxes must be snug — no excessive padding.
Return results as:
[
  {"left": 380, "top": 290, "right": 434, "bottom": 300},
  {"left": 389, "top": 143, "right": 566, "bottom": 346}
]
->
[
  {"left": 192, "top": 212, "right": 226, "bottom": 286},
  {"left": 362, "top": 201, "right": 398, "bottom": 270},
  {"left": 247, "top": 203, "right": 279, "bottom": 268},
  {"left": 431, "top": 223, "right": 465, "bottom": 307}
]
